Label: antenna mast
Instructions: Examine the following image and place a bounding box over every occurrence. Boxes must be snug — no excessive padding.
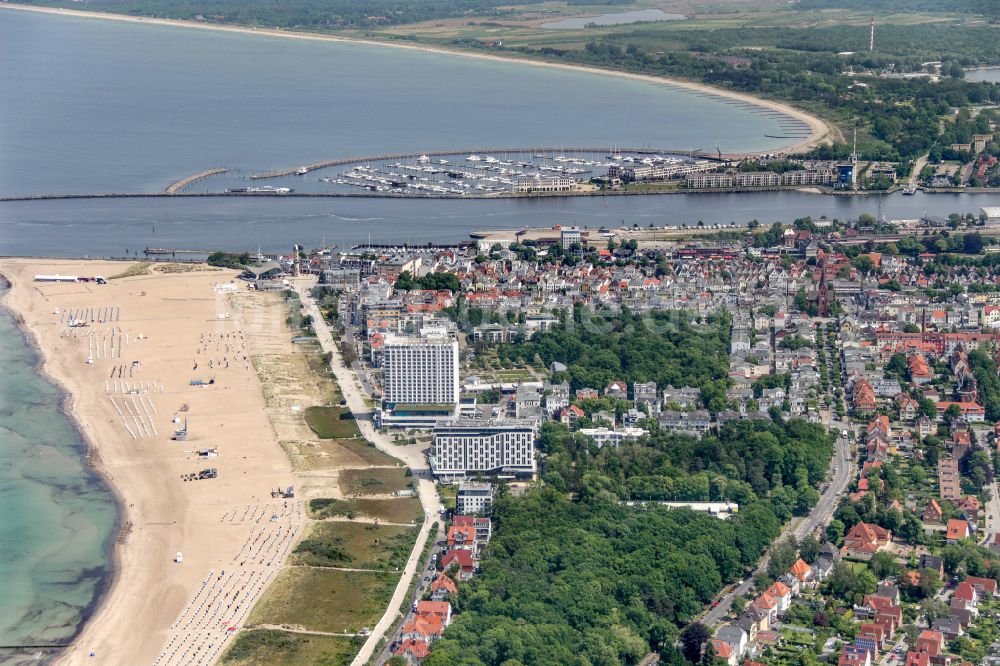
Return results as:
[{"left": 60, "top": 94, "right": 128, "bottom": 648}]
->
[{"left": 870, "top": 16, "right": 875, "bottom": 51}]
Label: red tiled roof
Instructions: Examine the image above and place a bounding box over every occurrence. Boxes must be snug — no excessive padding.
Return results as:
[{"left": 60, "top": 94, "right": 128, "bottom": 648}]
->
[
  {"left": 946, "top": 519, "right": 970, "bottom": 540},
  {"left": 430, "top": 572, "right": 457, "bottom": 595},
  {"left": 395, "top": 639, "right": 430, "bottom": 658}
]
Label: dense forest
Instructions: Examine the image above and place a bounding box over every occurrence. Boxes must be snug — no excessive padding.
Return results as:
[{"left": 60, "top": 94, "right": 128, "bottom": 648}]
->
[
  {"left": 968, "top": 348, "right": 1000, "bottom": 422},
  {"left": 425, "top": 417, "right": 833, "bottom": 665},
  {"left": 394, "top": 270, "right": 461, "bottom": 293},
  {"left": 540, "top": 418, "right": 833, "bottom": 521},
  {"left": 424, "top": 488, "right": 781, "bottom": 666},
  {"left": 498, "top": 307, "right": 731, "bottom": 408}
]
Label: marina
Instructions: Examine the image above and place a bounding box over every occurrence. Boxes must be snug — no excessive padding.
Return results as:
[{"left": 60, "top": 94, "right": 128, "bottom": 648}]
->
[{"left": 301, "top": 150, "right": 714, "bottom": 197}]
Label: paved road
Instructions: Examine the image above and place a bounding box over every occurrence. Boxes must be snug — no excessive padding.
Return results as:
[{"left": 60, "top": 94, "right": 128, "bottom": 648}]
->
[
  {"left": 702, "top": 430, "right": 854, "bottom": 627},
  {"left": 293, "top": 279, "right": 444, "bottom": 666},
  {"left": 910, "top": 153, "right": 929, "bottom": 189},
  {"left": 982, "top": 479, "right": 1000, "bottom": 547},
  {"left": 879, "top": 638, "right": 908, "bottom": 665}
]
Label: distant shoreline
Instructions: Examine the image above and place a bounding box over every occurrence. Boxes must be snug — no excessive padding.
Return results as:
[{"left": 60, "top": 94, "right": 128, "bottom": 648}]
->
[{"left": 0, "top": 3, "right": 833, "bottom": 155}]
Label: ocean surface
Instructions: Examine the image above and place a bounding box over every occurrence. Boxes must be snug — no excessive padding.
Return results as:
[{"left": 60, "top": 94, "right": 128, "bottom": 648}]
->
[
  {"left": 2, "top": 190, "right": 999, "bottom": 258},
  {"left": 0, "top": 9, "right": 805, "bottom": 197},
  {"left": 0, "top": 280, "right": 117, "bottom": 661}
]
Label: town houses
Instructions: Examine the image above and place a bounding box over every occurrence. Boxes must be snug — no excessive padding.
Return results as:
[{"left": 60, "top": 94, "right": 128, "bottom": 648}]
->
[
  {"left": 391, "top": 512, "right": 492, "bottom": 663},
  {"left": 271, "top": 216, "right": 1000, "bottom": 666}
]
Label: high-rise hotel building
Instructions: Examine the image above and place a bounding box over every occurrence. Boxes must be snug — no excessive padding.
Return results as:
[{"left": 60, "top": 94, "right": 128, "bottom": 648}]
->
[{"left": 378, "top": 331, "right": 459, "bottom": 428}]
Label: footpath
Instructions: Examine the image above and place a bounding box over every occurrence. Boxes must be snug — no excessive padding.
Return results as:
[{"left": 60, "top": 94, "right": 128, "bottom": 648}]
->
[{"left": 293, "top": 279, "right": 444, "bottom": 666}]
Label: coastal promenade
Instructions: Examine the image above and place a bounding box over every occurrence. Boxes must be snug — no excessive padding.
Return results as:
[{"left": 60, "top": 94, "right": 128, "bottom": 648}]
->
[{"left": 292, "top": 279, "right": 444, "bottom": 666}]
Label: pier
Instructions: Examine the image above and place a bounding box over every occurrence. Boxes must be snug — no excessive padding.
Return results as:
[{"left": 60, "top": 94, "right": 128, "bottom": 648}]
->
[{"left": 165, "top": 168, "right": 228, "bottom": 194}]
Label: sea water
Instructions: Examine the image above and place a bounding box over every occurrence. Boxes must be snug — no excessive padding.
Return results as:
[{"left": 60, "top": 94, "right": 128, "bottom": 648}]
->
[
  {"left": 0, "top": 280, "right": 117, "bottom": 662},
  {"left": 0, "top": 8, "right": 806, "bottom": 196}
]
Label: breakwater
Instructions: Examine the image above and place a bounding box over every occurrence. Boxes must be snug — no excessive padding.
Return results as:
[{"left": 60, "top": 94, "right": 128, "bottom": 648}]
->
[{"left": 165, "top": 168, "right": 228, "bottom": 194}]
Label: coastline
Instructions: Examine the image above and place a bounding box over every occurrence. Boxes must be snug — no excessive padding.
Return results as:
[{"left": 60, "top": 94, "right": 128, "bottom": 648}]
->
[
  {"left": 0, "top": 3, "right": 832, "bottom": 155},
  {"left": 0, "top": 259, "right": 300, "bottom": 665},
  {"left": 0, "top": 273, "right": 123, "bottom": 661}
]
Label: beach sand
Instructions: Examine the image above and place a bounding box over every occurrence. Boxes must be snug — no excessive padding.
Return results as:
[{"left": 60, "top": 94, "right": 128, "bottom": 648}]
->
[
  {"left": 0, "top": 260, "right": 300, "bottom": 666},
  {"left": 0, "top": 3, "right": 833, "bottom": 155}
]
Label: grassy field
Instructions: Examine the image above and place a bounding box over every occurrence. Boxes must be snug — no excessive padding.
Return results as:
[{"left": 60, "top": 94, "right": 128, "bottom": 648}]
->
[
  {"left": 304, "top": 406, "right": 362, "bottom": 439},
  {"left": 291, "top": 521, "right": 419, "bottom": 570},
  {"left": 339, "top": 467, "right": 412, "bottom": 496},
  {"left": 246, "top": 569, "right": 397, "bottom": 633},
  {"left": 280, "top": 437, "right": 398, "bottom": 472},
  {"left": 108, "top": 262, "right": 152, "bottom": 280},
  {"left": 371, "top": 3, "right": 960, "bottom": 50},
  {"left": 309, "top": 497, "right": 423, "bottom": 524},
  {"left": 222, "top": 630, "right": 361, "bottom": 666}
]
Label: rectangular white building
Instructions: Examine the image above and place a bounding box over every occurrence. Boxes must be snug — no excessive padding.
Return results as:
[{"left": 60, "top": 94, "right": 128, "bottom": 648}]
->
[
  {"left": 379, "top": 332, "right": 460, "bottom": 428},
  {"left": 431, "top": 419, "right": 536, "bottom": 480},
  {"left": 456, "top": 481, "right": 494, "bottom": 515}
]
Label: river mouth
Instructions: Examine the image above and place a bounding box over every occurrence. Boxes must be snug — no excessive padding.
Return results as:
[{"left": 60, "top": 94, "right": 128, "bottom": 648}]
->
[{"left": 0, "top": 277, "right": 119, "bottom": 663}]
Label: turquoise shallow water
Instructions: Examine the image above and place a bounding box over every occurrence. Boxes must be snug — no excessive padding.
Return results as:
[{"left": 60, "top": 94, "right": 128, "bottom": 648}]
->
[{"left": 0, "top": 281, "right": 117, "bottom": 662}]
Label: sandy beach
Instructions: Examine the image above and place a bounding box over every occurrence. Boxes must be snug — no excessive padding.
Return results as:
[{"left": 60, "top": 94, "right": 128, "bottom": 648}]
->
[
  {"left": 0, "top": 3, "right": 833, "bottom": 155},
  {"left": 0, "top": 260, "right": 300, "bottom": 665}
]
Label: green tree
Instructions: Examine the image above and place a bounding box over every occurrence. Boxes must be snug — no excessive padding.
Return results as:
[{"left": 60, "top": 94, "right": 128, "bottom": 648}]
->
[
  {"left": 799, "top": 535, "right": 821, "bottom": 564},
  {"left": 681, "top": 623, "right": 711, "bottom": 664},
  {"left": 869, "top": 552, "right": 899, "bottom": 579}
]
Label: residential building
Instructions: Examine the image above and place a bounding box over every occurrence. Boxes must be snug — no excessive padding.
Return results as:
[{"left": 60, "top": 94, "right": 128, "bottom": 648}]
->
[
  {"left": 578, "top": 426, "right": 648, "bottom": 447},
  {"left": 841, "top": 522, "right": 892, "bottom": 560},
  {"left": 456, "top": 481, "right": 494, "bottom": 515}
]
